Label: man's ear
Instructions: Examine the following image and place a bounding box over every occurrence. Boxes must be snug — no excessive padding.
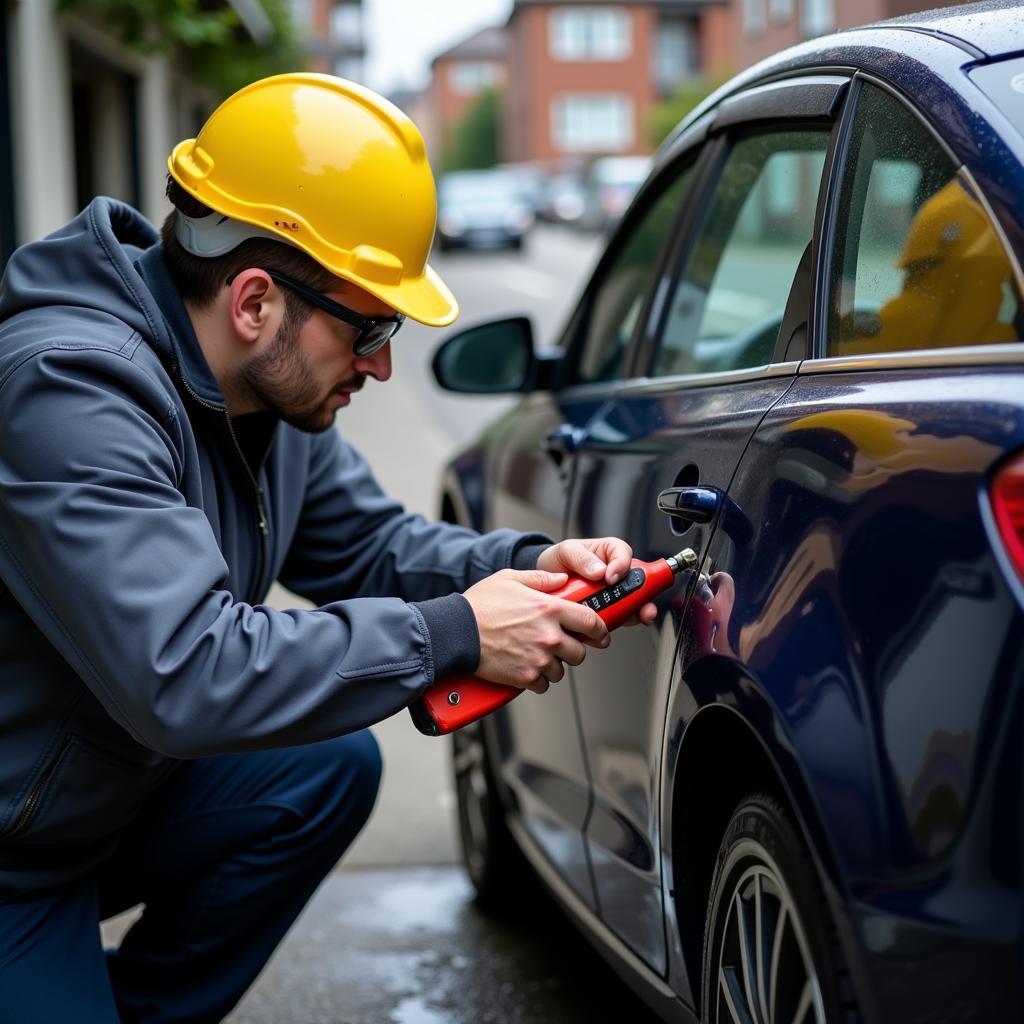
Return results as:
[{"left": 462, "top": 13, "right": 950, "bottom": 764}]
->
[{"left": 227, "top": 269, "right": 279, "bottom": 344}]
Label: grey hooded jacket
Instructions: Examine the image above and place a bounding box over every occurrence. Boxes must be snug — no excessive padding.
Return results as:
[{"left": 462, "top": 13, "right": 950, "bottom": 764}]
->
[{"left": 0, "top": 198, "right": 548, "bottom": 894}]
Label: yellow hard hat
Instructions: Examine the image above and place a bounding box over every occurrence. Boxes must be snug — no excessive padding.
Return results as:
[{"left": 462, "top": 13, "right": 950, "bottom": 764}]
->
[{"left": 168, "top": 73, "right": 458, "bottom": 327}]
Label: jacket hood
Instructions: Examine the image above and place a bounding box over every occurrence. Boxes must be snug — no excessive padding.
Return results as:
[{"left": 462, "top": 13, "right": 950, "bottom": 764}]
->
[{"left": 0, "top": 198, "right": 175, "bottom": 362}]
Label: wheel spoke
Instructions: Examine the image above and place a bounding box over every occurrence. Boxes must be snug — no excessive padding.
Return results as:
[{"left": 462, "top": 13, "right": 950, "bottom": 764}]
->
[
  {"left": 788, "top": 981, "right": 814, "bottom": 1024},
  {"left": 768, "top": 905, "right": 787, "bottom": 1021},
  {"left": 735, "top": 889, "right": 759, "bottom": 1016},
  {"left": 452, "top": 740, "right": 482, "bottom": 776},
  {"left": 754, "top": 873, "right": 772, "bottom": 1022},
  {"left": 721, "top": 967, "right": 755, "bottom": 1024}
]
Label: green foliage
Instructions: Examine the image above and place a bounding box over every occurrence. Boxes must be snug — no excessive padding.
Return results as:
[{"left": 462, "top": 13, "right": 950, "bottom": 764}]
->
[
  {"left": 648, "top": 75, "right": 726, "bottom": 148},
  {"left": 443, "top": 87, "right": 501, "bottom": 172},
  {"left": 57, "top": 0, "right": 303, "bottom": 98}
]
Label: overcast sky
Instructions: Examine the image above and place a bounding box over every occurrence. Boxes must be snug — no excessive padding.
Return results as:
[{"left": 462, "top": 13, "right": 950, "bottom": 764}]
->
[{"left": 364, "top": 0, "right": 513, "bottom": 95}]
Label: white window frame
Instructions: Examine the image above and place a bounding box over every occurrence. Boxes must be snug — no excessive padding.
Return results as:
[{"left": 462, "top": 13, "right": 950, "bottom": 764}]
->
[
  {"left": 742, "top": 0, "right": 766, "bottom": 35},
  {"left": 801, "top": 0, "right": 835, "bottom": 38},
  {"left": 330, "top": 3, "right": 362, "bottom": 44},
  {"left": 551, "top": 93, "right": 634, "bottom": 152},
  {"left": 769, "top": 0, "right": 794, "bottom": 22},
  {"left": 549, "top": 8, "right": 632, "bottom": 62},
  {"left": 450, "top": 61, "right": 499, "bottom": 96}
]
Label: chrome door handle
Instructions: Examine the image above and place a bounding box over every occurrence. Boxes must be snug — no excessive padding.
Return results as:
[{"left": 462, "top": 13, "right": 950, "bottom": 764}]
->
[
  {"left": 543, "top": 423, "right": 585, "bottom": 461},
  {"left": 656, "top": 486, "right": 721, "bottom": 523}
]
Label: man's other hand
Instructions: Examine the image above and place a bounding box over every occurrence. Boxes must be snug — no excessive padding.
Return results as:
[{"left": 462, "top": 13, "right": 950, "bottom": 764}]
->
[{"left": 536, "top": 537, "right": 658, "bottom": 627}]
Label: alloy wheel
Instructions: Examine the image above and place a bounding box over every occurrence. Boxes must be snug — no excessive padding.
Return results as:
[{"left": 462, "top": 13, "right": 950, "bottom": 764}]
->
[
  {"left": 711, "top": 838, "right": 826, "bottom": 1024},
  {"left": 451, "top": 723, "right": 492, "bottom": 884}
]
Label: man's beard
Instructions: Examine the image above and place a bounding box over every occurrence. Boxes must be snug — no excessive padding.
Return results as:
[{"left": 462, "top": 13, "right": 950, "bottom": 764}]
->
[{"left": 237, "top": 314, "right": 364, "bottom": 433}]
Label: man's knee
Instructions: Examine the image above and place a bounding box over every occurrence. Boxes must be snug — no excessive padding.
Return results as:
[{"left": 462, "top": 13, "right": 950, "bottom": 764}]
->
[
  {"left": 338, "top": 728, "right": 383, "bottom": 817},
  {"left": 300, "top": 729, "right": 383, "bottom": 832}
]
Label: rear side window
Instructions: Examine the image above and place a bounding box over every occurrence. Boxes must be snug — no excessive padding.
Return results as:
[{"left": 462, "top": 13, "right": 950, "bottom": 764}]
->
[
  {"left": 573, "top": 167, "right": 693, "bottom": 384},
  {"left": 654, "top": 129, "right": 829, "bottom": 377},
  {"left": 827, "top": 83, "right": 1022, "bottom": 357}
]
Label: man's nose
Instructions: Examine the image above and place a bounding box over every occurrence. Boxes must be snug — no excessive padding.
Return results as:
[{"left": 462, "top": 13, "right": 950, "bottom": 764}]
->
[{"left": 355, "top": 342, "right": 392, "bottom": 382}]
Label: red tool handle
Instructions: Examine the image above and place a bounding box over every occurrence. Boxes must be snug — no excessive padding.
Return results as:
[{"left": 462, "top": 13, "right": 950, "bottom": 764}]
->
[{"left": 410, "top": 552, "right": 693, "bottom": 736}]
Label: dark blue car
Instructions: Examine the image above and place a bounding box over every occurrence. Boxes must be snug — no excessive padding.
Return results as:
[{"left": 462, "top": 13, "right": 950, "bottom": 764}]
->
[{"left": 431, "top": 3, "right": 1024, "bottom": 1021}]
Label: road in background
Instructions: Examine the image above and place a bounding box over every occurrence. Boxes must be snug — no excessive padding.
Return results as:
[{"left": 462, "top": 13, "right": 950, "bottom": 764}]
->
[{"left": 266, "top": 224, "right": 604, "bottom": 867}]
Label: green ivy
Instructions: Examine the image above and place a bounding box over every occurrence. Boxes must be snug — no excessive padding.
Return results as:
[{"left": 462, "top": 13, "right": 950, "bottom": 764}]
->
[{"left": 57, "top": 0, "right": 304, "bottom": 98}]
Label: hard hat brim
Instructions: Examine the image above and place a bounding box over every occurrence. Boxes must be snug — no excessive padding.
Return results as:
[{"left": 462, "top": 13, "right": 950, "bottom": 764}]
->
[{"left": 343, "top": 261, "right": 459, "bottom": 328}]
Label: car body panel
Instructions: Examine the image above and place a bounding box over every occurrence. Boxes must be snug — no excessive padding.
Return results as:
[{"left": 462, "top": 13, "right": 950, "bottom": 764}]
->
[
  {"left": 564, "top": 373, "right": 797, "bottom": 971},
  {"left": 479, "top": 392, "right": 598, "bottom": 908}
]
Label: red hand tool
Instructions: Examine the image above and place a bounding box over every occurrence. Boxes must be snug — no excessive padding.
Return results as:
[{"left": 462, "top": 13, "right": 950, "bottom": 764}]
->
[{"left": 410, "top": 548, "right": 698, "bottom": 736}]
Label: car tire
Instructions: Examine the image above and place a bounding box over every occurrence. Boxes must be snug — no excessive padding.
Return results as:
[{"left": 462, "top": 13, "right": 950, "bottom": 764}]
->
[
  {"left": 451, "top": 720, "right": 535, "bottom": 915},
  {"left": 701, "top": 794, "right": 857, "bottom": 1024}
]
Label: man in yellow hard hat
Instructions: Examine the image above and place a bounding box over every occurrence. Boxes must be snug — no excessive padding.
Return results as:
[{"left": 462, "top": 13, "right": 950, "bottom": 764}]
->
[{"left": 0, "top": 75, "right": 654, "bottom": 1022}]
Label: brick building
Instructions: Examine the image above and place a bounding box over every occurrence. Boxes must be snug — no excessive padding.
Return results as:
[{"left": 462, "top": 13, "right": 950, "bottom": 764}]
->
[
  {"left": 427, "top": 26, "right": 508, "bottom": 169},
  {"left": 286, "top": 0, "right": 366, "bottom": 81},
  {"left": 502, "top": 0, "right": 733, "bottom": 167},
  {"left": 734, "top": 0, "right": 967, "bottom": 69}
]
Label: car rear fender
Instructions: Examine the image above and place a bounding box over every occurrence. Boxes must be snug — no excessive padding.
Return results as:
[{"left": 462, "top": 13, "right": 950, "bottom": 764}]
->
[{"left": 659, "top": 667, "right": 858, "bottom": 1015}]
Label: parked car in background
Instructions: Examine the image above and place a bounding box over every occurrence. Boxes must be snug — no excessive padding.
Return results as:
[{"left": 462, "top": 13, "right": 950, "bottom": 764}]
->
[
  {"left": 433, "top": 3, "right": 1024, "bottom": 1021},
  {"left": 436, "top": 168, "right": 535, "bottom": 252},
  {"left": 538, "top": 172, "right": 587, "bottom": 226},
  {"left": 577, "top": 154, "right": 653, "bottom": 231}
]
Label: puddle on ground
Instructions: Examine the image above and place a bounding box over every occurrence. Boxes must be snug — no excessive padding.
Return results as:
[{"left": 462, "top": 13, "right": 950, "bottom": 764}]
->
[{"left": 390, "top": 996, "right": 448, "bottom": 1024}]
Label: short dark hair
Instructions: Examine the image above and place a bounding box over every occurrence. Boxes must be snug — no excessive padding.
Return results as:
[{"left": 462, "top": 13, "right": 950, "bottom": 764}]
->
[{"left": 161, "top": 176, "right": 337, "bottom": 312}]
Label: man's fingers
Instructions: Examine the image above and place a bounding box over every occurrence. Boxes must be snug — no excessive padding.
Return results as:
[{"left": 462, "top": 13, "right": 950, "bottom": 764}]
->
[
  {"left": 509, "top": 569, "right": 569, "bottom": 592},
  {"left": 557, "top": 600, "right": 609, "bottom": 644},
  {"left": 543, "top": 658, "right": 566, "bottom": 683},
  {"left": 526, "top": 676, "right": 550, "bottom": 695}
]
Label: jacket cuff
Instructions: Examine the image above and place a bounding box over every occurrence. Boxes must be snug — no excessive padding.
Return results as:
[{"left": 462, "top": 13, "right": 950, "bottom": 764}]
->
[
  {"left": 412, "top": 593, "right": 480, "bottom": 679},
  {"left": 509, "top": 537, "right": 553, "bottom": 571}
]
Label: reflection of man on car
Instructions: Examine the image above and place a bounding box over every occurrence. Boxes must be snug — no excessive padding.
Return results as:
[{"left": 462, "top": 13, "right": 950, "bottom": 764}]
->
[{"left": 840, "top": 178, "right": 1019, "bottom": 353}]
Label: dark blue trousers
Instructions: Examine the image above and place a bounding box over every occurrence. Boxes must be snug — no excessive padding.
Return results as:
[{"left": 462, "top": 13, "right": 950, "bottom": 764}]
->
[{"left": 0, "top": 730, "right": 382, "bottom": 1023}]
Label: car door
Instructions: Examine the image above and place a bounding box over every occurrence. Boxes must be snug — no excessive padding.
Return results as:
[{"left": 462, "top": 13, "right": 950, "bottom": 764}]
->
[
  {"left": 487, "top": 160, "right": 696, "bottom": 909},
  {"left": 563, "top": 76, "right": 850, "bottom": 974},
  {"left": 697, "top": 74, "right": 1024, "bottom": 894}
]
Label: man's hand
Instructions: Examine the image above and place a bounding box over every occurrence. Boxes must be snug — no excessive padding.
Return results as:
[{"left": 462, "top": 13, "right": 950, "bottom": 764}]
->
[
  {"left": 463, "top": 569, "right": 609, "bottom": 694},
  {"left": 536, "top": 537, "right": 659, "bottom": 626}
]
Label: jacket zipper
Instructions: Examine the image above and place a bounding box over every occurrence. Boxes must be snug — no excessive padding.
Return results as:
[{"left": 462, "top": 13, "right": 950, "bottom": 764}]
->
[
  {"left": 174, "top": 367, "right": 269, "bottom": 604},
  {"left": 5, "top": 736, "right": 73, "bottom": 838}
]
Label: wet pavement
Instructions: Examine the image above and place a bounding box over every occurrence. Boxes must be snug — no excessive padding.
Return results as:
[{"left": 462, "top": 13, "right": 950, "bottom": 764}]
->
[{"left": 223, "top": 865, "right": 664, "bottom": 1024}]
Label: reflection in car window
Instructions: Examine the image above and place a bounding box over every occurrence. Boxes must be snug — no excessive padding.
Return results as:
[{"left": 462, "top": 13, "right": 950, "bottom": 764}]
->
[
  {"left": 575, "top": 167, "right": 693, "bottom": 384},
  {"left": 828, "top": 83, "right": 1022, "bottom": 357},
  {"left": 655, "top": 130, "right": 829, "bottom": 377}
]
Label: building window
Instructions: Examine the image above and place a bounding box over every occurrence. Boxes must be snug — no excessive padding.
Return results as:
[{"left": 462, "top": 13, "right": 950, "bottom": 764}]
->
[
  {"left": 330, "top": 3, "right": 362, "bottom": 44},
  {"left": 552, "top": 94, "right": 633, "bottom": 152},
  {"left": 769, "top": 0, "right": 794, "bottom": 21},
  {"left": 801, "top": 0, "right": 835, "bottom": 37},
  {"left": 332, "top": 56, "right": 364, "bottom": 82},
  {"left": 655, "top": 19, "right": 699, "bottom": 93},
  {"left": 286, "top": 0, "right": 313, "bottom": 33},
  {"left": 450, "top": 62, "right": 499, "bottom": 95},
  {"left": 742, "top": 0, "right": 766, "bottom": 35},
  {"left": 550, "top": 8, "right": 632, "bottom": 61}
]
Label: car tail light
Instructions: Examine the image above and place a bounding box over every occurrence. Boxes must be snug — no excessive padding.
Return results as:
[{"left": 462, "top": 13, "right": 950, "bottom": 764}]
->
[{"left": 990, "top": 452, "right": 1024, "bottom": 580}]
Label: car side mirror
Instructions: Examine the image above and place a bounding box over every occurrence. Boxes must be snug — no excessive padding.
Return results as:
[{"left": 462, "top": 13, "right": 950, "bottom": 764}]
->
[{"left": 431, "top": 316, "right": 536, "bottom": 393}]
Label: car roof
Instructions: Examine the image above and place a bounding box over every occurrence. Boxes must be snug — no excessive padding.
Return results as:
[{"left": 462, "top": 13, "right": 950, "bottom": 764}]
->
[{"left": 868, "top": 0, "right": 1024, "bottom": 59}]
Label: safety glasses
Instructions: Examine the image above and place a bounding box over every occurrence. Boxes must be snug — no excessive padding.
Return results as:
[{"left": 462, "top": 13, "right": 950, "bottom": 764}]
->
[{"left": 260, "top": 269, "right": 405, "bottom": 356}]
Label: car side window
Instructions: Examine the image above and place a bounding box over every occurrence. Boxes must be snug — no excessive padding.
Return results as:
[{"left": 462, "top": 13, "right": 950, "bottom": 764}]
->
[
  {"left": 827, "top": 83, "right": 1022, "bottom": 357},
  {"left": 574, "top": 166, "right": 693, "bottom": 384},
  {"left": 654, "top": 129, "right": 829, "bottom": 377}
]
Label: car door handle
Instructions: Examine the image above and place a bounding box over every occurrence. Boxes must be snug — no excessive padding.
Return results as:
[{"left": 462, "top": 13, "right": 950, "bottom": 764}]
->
[
  {"left": 543, "top": 423, "right": 586, "bottom": 463},
  {"left": 657, "top": 486, "right": 721, "bottom": 523}
]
